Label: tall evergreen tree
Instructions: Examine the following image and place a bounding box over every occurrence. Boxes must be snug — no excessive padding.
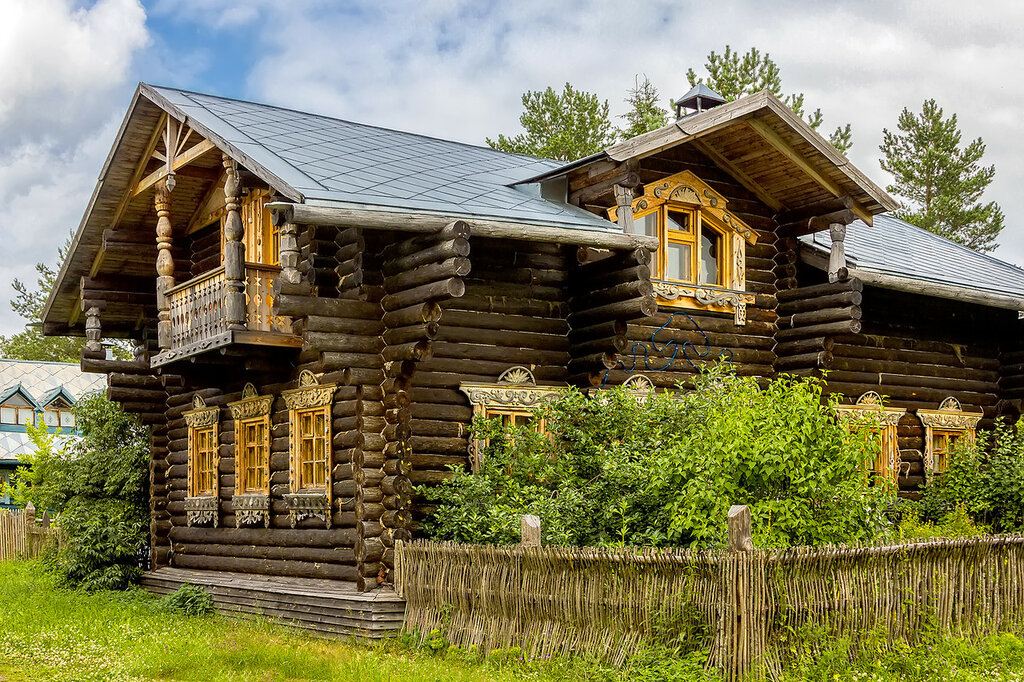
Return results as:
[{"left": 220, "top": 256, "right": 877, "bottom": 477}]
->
[
  {"left": 0, "top": 237, "right": 86, "bottom": 362},
  {"left": 879, "top": 99, "right": 1004, "bottom": 253},
  {"left": 618, "top": 75, "right": 669, "bottom": 139},
  {"left": 685, "top": 45, "right": 853, "bottom": 154},
  {"left": 486, "top": 83, "right": 614, "bottom": 162}
]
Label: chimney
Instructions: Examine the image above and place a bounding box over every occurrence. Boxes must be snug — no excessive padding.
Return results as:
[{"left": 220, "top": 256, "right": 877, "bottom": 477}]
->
[{"left": 674, "top": 83, "right": 726, "bottom": 120}]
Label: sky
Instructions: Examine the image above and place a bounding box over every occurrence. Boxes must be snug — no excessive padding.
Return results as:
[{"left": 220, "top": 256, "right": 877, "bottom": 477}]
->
[{"left": 1, "top": 0, "right": 1023, "bottom": 336}]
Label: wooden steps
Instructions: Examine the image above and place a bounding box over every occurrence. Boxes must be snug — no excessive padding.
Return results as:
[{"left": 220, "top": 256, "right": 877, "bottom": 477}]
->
[{"left": 140, "top": 567, "right": 406, "bottom": 639}]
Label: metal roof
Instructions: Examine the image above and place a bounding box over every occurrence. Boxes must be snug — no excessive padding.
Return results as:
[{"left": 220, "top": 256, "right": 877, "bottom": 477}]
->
[
  {"left": 802, "top": 214, "right": 1024, "bottom": 298},
  {"left": 145, "top": 85, "right": 618, "bottom": 232}
]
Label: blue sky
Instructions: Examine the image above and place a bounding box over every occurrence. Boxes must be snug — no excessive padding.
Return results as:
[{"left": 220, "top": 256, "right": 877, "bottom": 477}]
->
[{"left": 1, "top": 0, "right": 1024, "bottom": 337}]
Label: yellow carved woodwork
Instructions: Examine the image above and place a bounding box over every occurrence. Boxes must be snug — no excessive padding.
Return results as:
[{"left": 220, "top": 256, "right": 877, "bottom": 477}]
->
[
  {"left": 917, "top": 397, "right": 982, "bottom": 476},
  {"left": 835, "top": 391, "right": 906, "bottom": 485},
  {"left": 228, "top": 383, "right": 273, "bottom": 494},
  {"left": 607, "top": 170, "right": 756, "bottom": 324},
  {"left": 283, "top": 371, "right": 335, "bottom": 494},
  {"left": 184, "top": 396, "right": 220, "bottom": 498}
]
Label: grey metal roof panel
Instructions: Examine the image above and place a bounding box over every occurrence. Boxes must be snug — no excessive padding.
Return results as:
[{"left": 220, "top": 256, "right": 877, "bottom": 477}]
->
[
  {"left": 802, "top": 214, "right": 1024, "bottom": 297},
  {"left": 147, "top": 86, "right": 618, "bottom": 232}
]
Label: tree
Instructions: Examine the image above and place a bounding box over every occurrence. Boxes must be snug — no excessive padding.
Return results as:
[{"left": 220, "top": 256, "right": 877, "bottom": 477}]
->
[
  {"left": 0, "top": 237, "right": 85, "bottom": 362},
  {"left": 618, "top": 75, "right": 669, "bottom": 139},
  {"left": 686, "top": 46, "right": 853, "bottom": 154},
  {"left": 879, "top": 99, "right": 1004, "bottom": 253},
  {"left": 12, "top": 393, "right": 149, "bottom": 590},
  {"left": 486, "top": 83, "right": 615, "bottom": 162}
]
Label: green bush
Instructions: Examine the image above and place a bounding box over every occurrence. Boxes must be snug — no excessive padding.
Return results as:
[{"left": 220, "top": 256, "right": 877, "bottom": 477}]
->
[
  {"left": 921, "top": 421, "right": 1024, "bottom": 532},
  {"left": 157, "top": 582, "right": 214, "bottom": 617},
  {"left": 424, "top": 365, "right": 893, "bottom": 549},
  {"left": 12, "top": 392, "right": 149, "bottom": 590}
]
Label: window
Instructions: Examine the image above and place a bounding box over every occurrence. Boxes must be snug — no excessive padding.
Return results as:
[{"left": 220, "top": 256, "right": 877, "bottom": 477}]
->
[
  {"left": 282, "top": 371, "right": 335, "bottom": 528},
  {"left": 835, "top": 391, "right": 906, "bottom": 484},
  {"left": 460, "top": 366, "right": 562, "bottom": 470},
  {"left": 917, "top": 397, "right": 981, "bottom": 477},
  {"left": 42, "top": 396, "right": 75, "bottom": 429},
  {"left": 228, "top": 383, "right": 274, "bottom": 527},
  {"left": 0, "top": 394, "right": 35, "bottom": 426},
  {"left": 607, "top": 170, "right": 758, "bottom": 325},
  {"left": 184, "top": 395, "right": 219, "bottom": 526}
]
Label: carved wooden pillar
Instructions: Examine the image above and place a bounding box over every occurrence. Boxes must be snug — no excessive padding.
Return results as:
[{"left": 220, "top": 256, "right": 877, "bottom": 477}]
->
[
  {"left": 613, "top": 184, "right": 635, "bottom": 233},
  {"left": 155, "top": 180, "right": 175, "bottom": 350},
  {"left": 222, "top": 154, "right": 246, "bottom": 330},
  {"left": 828, "top": 222, "right": 847, "bottom": 283},
  {"left": 84, "top": 307, "right": 102, "bottom": 353}
]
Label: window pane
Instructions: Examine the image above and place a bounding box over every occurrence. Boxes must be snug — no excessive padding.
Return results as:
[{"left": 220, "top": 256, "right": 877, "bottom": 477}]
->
[
  {"left": 666, "top": 211, "right": 691, "bottom": 233},
  {"left": 665, "top": 242, "right": 692, "bottom": 282},
  {"left": 60, "top": 412, "right": 75, "bottom": 428},
  {"left": 0, "top": 408, "right": 15, "bottom": 424},
  {"left": 701, "top": 226, "right": 722, "bottom": 285},
  {"left": 19, "top": 410, "right": 33, "bottom": 426},
  {"left": 636, "top": 212, "right": 658, "bottom": 238},
  {"left": 43, "top": 411, "right": 59, "bottom": 426}
]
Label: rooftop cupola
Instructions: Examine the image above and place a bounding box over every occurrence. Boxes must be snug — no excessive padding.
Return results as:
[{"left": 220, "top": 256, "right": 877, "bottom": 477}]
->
[{"left": 674, "top": 83, "right": 726, "bottom": 119}]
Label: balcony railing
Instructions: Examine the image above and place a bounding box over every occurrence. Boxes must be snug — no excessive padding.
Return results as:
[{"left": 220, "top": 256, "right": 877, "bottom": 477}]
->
[{"left": 158, "top": 264, "right": 295, "bottom": 363}]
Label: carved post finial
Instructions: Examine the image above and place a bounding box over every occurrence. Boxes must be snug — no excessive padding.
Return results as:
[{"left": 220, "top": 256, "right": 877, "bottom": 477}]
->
[
  {"left": 222, "top": 154, "right": 247, "bottom": 330},
  {"left": 828, "top": 222, "right": 847, "bottom": 283},
  {"left": 613, "top": 184, "right": 635, "bottom": 234},
  {"left": 155, "top": 179, "right": 175, "bottom": 350},
  {"left": 84, "top": 306, "right": 102, "bottom": 353}
]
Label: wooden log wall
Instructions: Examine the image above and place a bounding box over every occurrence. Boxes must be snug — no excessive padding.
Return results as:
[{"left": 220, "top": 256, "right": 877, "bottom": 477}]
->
[{"left": 188, "top": 222, "right": 221, "bottom": 277}]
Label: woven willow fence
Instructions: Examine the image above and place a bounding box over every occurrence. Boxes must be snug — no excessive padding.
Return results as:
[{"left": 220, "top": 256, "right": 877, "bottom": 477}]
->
[
  {"left": 395, "top": 526, "right": 1024, "bottom": 680},
  {"left": 0, "top": 504, "right": 56, "bottom": 561}
]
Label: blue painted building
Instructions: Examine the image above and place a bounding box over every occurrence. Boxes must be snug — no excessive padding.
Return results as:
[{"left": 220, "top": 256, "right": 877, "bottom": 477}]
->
[{"left": 0, "top": 359, "right": 106, "bottom": 508}]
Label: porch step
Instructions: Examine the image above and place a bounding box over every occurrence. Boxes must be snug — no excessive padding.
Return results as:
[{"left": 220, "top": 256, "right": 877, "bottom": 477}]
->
[{"left": 140, "top": 567, "right": 406, "bottom": 639}]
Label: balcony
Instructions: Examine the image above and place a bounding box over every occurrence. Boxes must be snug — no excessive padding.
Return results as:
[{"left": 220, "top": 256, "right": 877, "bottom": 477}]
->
[{"left": 151, "top": 264, "right": 301, "bottom": 367}]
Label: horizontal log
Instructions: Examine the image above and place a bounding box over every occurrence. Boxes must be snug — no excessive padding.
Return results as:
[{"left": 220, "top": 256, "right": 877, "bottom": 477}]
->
[
  {"left": 275, "top": 295, "right": 379, "bottom": 319},
  {"left": 171, "top": 553, "right": 359, "bottom": 581},
  {"left": 775, "top": 351, "right": 832, "bottom": 371},
  {"left": 381, "top": 278, "right": 465, "bottom": 311},
  {"left": 383, "top": 258, "right": 471, "bottom": 294},
  {"left": 383, "top": 323, "right": 439, "bottom": 346},
  {"left": 321, "top": 352, "right": 385, "bottom": 371},
  {"left": 381, "top": 238, "right": 471, "bottom": 276},
  {"left": 303, "top": 315, "right": 382, "bottom": 335},
  {"left": 775, "top": 278, "right": 862, "bottom": 302},
  {"left": 569, "top": 265, "right": 651, "bottom": 293},
  {"left": 381, "top": 302, "right": 442, "bottom": 328},
  {"left": 779, "top": 306, "right": 861, "bottom": 329},
  {"left": 776, "top": 290, "right": 863, "bottom": 316},
  {"left": 567, "top": 296, "right": 657, "bottom": 327},
  {"left": 774, "top": 337, "right": 835, "bottom": 356},
  {"left": 445, "top": 294, "right": 568, "bottom": 318},
  {"left": 381, "top": 340, "right": 432, "bottom": 362},
  {"left": 774, "top": 319, "right": 862, "bottom": 341}
]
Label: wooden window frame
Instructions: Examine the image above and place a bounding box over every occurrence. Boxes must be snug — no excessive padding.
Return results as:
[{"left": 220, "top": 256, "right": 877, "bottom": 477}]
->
[
  {"left": 459, "top": 366, "right": 562, "bottom": 470},
  {"left": 917, "top": 397, "right": 981, "bottom": 477},
  {"left": 835, "top": 391, "right": 906, "bottom": 484},
  {"left": 0, "top": 404, "right": 36, "bottom": 426},
  {"left": 227, "top": 383, "right": 274, "bottom": 527},
  {"left": 282, "top": 371, "right": 335, "bottom": 528},
  {"left": 607, "top": 170, "right": 758, "bottom": 325},
  {"left": 184, "top": 395, "right": 220, "bottom": 527}
]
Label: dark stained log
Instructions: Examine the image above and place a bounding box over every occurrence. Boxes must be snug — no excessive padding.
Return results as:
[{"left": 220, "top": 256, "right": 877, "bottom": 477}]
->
[
  {"left": 382, "top": 302, "right": 442, "bottom": 328},
  {"left": 380, "top": 278, "right": 465, "bottom": 311},
  {"left": 778, "top": 306, "right": 862, "bottom": 328},
  {"left": 171, "top": 554, "right": 359, "bottom": 580},
  {"left": 567, "top": 296, "right": 657, "bottom": 327},
  {"left": 774, "top": 337, "right": 835, "bottom": 356},
  {"left": 434, "top": 325, "right": 566, "bottom": 351},
  {"left": 568, "top": 265, "right": 652, "bottom": 293},
  {"left": 81, "top": 357, "right": 152, "bottom": 375},
  {"left": 775, "top": 319, "right": 862, "bottom": 341},
  {"left": 275, "top": 295, "right": 379, "bottom": 319},
  {"left": 383, "top": 323, "right": 439, "bottom": 346},
  {"left": 776, "top": 291, "right": 863, "bottom": 315},
  {"left": 775, "top": 351, "right": 833, "bottom": 371},
  {"left": 382, "top": 258, "right": 471, "bottom": 293},
  {"left": 447, "top": 294, "right": 568, "bottom": 317},
  {"left": 302, "top": 332, "right": 382, "bottom": 353},
  {"left": 321, "top": 353, "right": 385, "bottom": 371},
  {"left": 439, "top": 309, "right": 568, "bottom": 335},
  {"left": 570, "top": 280, "right": 654, "bottom": 309},
  {"left": 775, "top": 278, "right": 862, "bottom": 301},
  {"left": 568, "top": 319, "right": 628, "bottom": 343},
  {"left": 302, "top": 315, "right": 383, "bottom": 335},
  {"left": 381, "top": 340, "right": 432, "bottom": 362},
  {"left": 381, "top": 238, "right": 471, "bottom": 275}
]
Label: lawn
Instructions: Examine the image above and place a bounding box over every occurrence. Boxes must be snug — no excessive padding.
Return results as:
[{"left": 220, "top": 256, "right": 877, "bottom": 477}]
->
[{"left": 4, "top": 559, "right": 1024, "bottom": 682}]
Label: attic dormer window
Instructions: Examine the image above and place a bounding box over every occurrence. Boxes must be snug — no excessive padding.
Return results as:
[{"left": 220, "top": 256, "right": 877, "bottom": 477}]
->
[
  {"left": 608, "top": 170, "right": 758, "bottom": 325},
  {"left": 42, "top": 397, "right": 75, "bottom": 429},
  {"left": 0, "top": 395, "right": 35, "bottom": 426}
]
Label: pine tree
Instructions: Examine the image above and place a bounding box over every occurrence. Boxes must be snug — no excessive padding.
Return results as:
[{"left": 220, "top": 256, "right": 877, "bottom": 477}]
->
[
  {"left": 686, "top": 46, "right": 853, "bottom": 154},
  {"left": 618, "top": 75, "right": 669, "bottom": 139},
  {"left": 486, "top": 83, "right": 614, "bottom": 162},
  {"left": 879, "top": 99, "right": 1004, "bottom": 253}
]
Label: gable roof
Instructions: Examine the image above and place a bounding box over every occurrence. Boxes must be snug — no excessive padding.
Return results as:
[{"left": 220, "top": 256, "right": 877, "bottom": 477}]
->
[
  {"left": 142, "top": 85, "right": 614, "bottom": 232},
  {"left": 801, "top": 214, "right": 1024, "bottom": 307},
  {"left": 0, "top": 385, "right": 39, "bottom": 409}
]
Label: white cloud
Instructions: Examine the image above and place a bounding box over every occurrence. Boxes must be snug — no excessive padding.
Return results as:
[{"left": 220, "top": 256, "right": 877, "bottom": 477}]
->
[{"left": 0, "top": 0, "right": 148, "bottom": 338}]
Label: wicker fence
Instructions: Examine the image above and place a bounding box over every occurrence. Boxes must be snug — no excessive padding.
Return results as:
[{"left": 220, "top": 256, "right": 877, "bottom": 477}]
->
[
  {"left": 394, "top": 509, "right": 1024, "bottom": 680},
  {"left": 0, "top": 503, "right": 56, "bottom": 561}
]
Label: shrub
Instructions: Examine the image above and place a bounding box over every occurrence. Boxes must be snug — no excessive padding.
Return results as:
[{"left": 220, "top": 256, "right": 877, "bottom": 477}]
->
[
  {"left": 424, "top": 365, "right": 893, "bottom": 549},
  {"left": 12, "top": 392, "right": 149, "bottom": 590},
  {"left": 158, "top": 582, "right": 214, "bottom": 616}
]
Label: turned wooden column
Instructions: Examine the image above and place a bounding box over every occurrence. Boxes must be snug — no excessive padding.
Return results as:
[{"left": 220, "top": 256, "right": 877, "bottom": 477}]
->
[
  {"left": 828, "top": 222, "right": 847, "bottom": 283},
  {"left": 222, "top": 154, "right": 247, "bottom": 330},
  {"left": 84, "top": 306, "right": 102, "bottom": 353},
  {"left": 155, "top": 180, "right": 175, "bottom": 350},
  {"left": 613, "top": 184, "right": 635, "bottom": 233}
]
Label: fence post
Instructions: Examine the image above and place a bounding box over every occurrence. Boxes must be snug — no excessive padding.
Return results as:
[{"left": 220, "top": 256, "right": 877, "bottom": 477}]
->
[
  {"left": 722, "top": 505, "right": 763, "bottom": 681},
  {"left": 520, "top": 515, "right": 541, "bottom": 547}
]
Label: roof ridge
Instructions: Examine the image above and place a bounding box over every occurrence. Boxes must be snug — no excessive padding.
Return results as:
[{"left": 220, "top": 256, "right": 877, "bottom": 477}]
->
[{"left": 145, "top": 84, "right": 561, "bottom": 172}]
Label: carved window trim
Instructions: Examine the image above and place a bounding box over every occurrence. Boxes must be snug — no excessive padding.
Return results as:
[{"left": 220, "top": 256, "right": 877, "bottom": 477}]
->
[
  {"left": 607, "top": 170, "right": 757, "bottom": 325},
  {"left": 459, "top": 366, "right": 563, "bottom": 470},
  {"left": 282, "top": 370, "right": 334, "bottom": 528},
  {"left": 834, "top": 391, "right": 906, "bottom": 484},
  {"left": 227, "top": 383, "right": 273, "bottom": 527},
  {"left": 184, "top": 395, "right": 220, "bottom": 527},
  {"left": 917, "top": 397, "right": 982, "bottom": 477}
]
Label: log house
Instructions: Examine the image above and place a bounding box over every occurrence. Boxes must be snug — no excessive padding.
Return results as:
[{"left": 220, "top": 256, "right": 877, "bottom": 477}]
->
[{"left": 40, "top": 83, "right": 1024, "bottom": 629}]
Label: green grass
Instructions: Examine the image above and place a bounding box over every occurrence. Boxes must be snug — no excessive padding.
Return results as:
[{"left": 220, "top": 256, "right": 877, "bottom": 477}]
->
[{"left": 4, "top": 559, "right": 1024, "bottom": 681}]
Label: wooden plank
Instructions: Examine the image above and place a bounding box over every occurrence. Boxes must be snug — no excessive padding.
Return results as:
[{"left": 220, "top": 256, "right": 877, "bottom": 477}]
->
[
  {"left": 133, "top": 139, "right": 218, "bottom": 196},
  {"left": 692, "top": 139, "right": 784, "bottom": 212}
]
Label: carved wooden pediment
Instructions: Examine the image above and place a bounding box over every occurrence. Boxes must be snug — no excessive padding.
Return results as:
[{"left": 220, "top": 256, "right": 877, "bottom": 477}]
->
[
  {"left": 282, "top": 370, "right": 335, "bottom": 410},
  {"left": 184, "top": 395, "right": 219, "bottom": 428},
  {"left": 918, "top": 397, "right": 982, "bottom": 430},
  {"left": 459, "top": 366, "right": 562, "bottom": 409},
  {"left": 227, "top": 382, "right": 274, "bottom": 421}
]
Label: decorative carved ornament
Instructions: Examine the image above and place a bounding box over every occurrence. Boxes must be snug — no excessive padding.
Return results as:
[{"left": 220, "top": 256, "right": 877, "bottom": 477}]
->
[
  {"left": 232, "top": 493, "right": 270, "bottom": 528},
  {"left": 651, "top": 282, "right": 754, "bottom": 325},
  {"left": 834, "top": 392, "right": 907, "bottom": 483},
  {"left": 282, "top": 370, "right": 335, "bottom": 410},
  {"left": 459, "top": 366, "right": 563, "bottom": 410},
  {"left": 185, "top": 495, "right": 218, "bottom": 527},
  {"left": 227, "top": 382, "right": 274, "bottom": 421},
  {"left": 918, "top": 397, "right": 982, "bottom": 477},
  {"left": 283, "top": 491, "right": 331, "bottom": 528},
  {"left": 183, "top": 395, "right": 219, "bottom": 428},
  {"left": 607, "top": 171, "right": 758, "bottom": 244}
]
